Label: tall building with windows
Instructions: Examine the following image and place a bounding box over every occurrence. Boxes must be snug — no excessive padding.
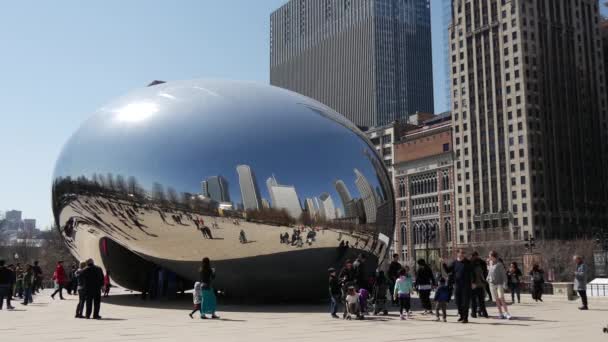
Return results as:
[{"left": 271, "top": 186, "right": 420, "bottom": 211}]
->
[
  {"left": 270, "top": 0, "right": 434, "bottom": 127},
  {"left": 393, "top": 114, "right": 454, "bottom": 262},
  {"left": 236, "top": 165, "right": 263, "bottom": 211},
  {"left": 450, "top": 0, "right": 608, "bottom": 245}
]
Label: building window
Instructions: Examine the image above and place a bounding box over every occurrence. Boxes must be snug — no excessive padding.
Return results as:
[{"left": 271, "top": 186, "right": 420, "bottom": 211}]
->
[{"left": 443, "top": 143, "right": 450, "bottom": 152}]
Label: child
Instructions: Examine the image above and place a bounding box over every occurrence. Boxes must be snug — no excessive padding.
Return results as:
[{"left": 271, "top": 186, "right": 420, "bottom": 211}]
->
[
  {"left": 393, "top": 267, "right": 413, "bottom": 320},
  {"left": 189, "top": 282, "right": 202, "bottom": 319},
  {"left": 434, "top": 278, "right": 450, "bottom": 322},
  {"left": 344, "top": 286, "right": 362, "bottom": 320}
]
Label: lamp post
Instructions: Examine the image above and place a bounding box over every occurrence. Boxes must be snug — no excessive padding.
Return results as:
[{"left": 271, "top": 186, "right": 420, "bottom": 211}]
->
[
  {"left": 524, "top": 237, "right": 536, "bottom": 252},
  {"left": 423, "top": 224, "right": 436, "bottom": 263}
]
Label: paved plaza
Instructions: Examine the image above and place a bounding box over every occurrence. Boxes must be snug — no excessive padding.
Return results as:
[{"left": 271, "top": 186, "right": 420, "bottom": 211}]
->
[{"left": 2, "top": 289, "right": 608, "bottom": 342}]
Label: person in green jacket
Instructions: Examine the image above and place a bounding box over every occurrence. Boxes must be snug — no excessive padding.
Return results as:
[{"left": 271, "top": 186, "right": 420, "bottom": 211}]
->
[{"left": 21, "top": 264, "right": 34, "bottom": 305}]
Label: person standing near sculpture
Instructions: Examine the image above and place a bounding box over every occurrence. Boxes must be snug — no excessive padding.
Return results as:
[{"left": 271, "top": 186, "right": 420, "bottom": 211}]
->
[
  {"left": 21, "top": 264, "right": 34, "bottom": 305},
  {"left": 415, "top": 259, "right": 435, "bottom": 315},
  {"left": 199, "top": 257, "right": 219, "bottom": 319},
  {"left": 573, "top": 255, "right": 588, "bottom": 310},
  {"left": 487, "top": 251, "right": 512, "bottom": 319},
  {"left": 81, "top": 259, "right": 104, "bottom": 319},
  {"left": 470, "top": 252, "right": 488, "bottom": 318},
  {"left": 442, "top": 249, "right": 473, "bottom": 323},
  {"left": 32, "top": 261, "right": 43, "bottom": 294},
  {"left": 51, "top": 261, "right": 67, "bottom": 300},
  {"left": 507, "top": 262, "right": 522, "bottom": 304},
  {"left": 0, "top": 260, "right": 16, "bottom": 310},
  {"left": 74, "top": 261, "right": 87, "bottom": 318},
  {"left": 529, "top": 264, "right": 545, "bottom": 302}
]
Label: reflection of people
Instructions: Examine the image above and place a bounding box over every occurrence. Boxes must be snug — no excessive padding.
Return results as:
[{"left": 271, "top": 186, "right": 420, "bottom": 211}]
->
[{"left": 239, "top": 230, "right": 247, "bottom": 244}]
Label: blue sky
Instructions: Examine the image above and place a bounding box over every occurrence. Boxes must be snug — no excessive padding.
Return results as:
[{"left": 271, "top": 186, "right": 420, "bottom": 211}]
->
[{"left": 1, "top": 1, "right": 605, "bottom": 228}]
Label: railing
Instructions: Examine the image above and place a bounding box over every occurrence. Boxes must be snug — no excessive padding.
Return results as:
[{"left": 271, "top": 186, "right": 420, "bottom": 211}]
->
[{"left": 587, "top": 283, "right": 608, "bottom": 297}]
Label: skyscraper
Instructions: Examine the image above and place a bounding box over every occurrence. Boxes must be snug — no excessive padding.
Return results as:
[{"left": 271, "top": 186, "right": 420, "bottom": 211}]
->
[
  {"left": 236, "top": 165, "right": 262, "bottom": 211},
  {"left": 450, "top": 0, "right": 608, "bottom": 244},
  {"left": 270, "top": 0, "right": 434, "bottom": 127},
  {"left": 266, "top": 175, "right": 302, "bottom": 218},
  {"left": 205, "top": 176, "right": 230, "bottom": 203},
  {"left": 354, "top": 169, "right": 378, "bottom": 223},
  {"left": 319, "top": 193, "right": 336, "bottom": 221}
]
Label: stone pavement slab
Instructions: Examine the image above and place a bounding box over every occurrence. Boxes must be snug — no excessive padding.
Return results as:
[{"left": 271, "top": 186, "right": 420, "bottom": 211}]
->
[{"left": 1, "top": 289, "right": 607, "bottom": 342}]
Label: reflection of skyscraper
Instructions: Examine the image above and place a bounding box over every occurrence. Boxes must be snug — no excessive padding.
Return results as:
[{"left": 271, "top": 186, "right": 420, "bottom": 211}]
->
[
  {"left": 201, "top": 181, "right": 208, "bottom": 197},
  {"left": 266, "top": 175, "right": 278, "bottom": 207},
  {"left": 205, "top": 176, "right": 230, "bottom": 203},
  {"left": 334, "top": 180, "right": 355, "bottom": 217},
  {"left": 319, "top": 193, "right": 336, "bottom": 220},
  {"left": 236, "top": 165, "right": 262, "bottom": 211},
  {"left": 305, "top": 198, "right": 319, "bottom": 219},
  {"left": 266, "top": 175, "right": 302, "bottom": 219},
  {"left": 335, "top": 208, "right": 343, "bottom": 219},
  {"left": 354, "top": 168, "right": 378, "bottom": 223}
]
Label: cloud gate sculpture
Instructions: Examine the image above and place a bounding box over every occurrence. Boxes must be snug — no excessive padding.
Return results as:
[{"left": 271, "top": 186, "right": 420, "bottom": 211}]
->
[{"left": 52, "top": 79, "right": 395, "bottom": 300}]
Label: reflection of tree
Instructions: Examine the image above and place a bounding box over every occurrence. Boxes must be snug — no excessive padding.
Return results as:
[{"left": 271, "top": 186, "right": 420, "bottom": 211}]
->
[
  {"left": 166, "top": 187, "right": 179, "bottom": 206},
  {"left": 299, "top": 211, "right": 313, "bottom": 227},
  {"left": 246, "top": 208, "right": 295, "bottom": 226},
  {"left": 151, "top": 182, "right": 166, "bottom": 203}
]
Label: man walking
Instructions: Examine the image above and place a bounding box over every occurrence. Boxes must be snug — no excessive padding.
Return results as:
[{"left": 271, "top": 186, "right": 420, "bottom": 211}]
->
[
  {"left": 0, "top": 260, "right": 15, "bottom": 310},
  {"left": 573, "top": 255, "right": 588, "bottom": 310},
  {"left": 442, "top": 249, "right": 473, "bottom": 323},
  {"left": 32, "top": 261, "right": 43, "bottom": 294},
  {"left": 81, "top": 259, "right": 104, "bottom": 319},
  {"left": 387, "top": 254, "right": 401, "bottom": 304}
]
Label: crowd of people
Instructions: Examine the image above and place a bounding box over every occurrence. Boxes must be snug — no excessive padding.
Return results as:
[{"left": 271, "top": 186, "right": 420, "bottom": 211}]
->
[
  {"left": 326, "top": 249, "right": 591, "bottom": 322},
  {"left": 0, "top": 249, "right": 591, "bottom": 325},
  {"left": 0, "top": 258, "right": 110, "bottom": 319}
]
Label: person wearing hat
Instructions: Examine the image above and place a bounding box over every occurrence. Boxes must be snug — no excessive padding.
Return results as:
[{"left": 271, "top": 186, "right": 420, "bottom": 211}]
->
[{"left": 328, "top": 268, "right": 341, "bottom": 318}]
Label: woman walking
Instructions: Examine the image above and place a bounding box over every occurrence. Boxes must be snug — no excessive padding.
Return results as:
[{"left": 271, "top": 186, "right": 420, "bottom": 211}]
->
[
  {"left": 507, "top": 262, "right": 522, "bottom": 304},
  {"left": 487, "top": 251, "right": 512, "bottom": 320},
  {"left": 199, "top": 257, "right": 219, "bottom": 319},
  {"left": 529, "top": 264, "right": 545, "bottom": 302}
]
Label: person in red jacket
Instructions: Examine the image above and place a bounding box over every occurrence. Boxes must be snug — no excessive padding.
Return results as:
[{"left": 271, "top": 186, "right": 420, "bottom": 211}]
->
[{"left": 51, "top": 261, "right": 66, "bottom": 300}]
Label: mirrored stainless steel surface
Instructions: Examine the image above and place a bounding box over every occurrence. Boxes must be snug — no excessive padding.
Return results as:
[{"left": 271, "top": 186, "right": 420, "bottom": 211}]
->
[{"left": 52, "top": 79, "right": 395, "bottom": 299}]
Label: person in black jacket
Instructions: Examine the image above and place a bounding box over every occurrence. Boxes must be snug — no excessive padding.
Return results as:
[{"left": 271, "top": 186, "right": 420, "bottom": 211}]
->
[
  {"left": 81, "top": 259, "right": 104, "bottom": 319},
  {"left": 442, "top": 249, "right": 473, "bottom": 323},
  {"left": 0, "top": 260, "right": 15, "bottom": 310},
  {"left": 328, "top": 268, "right": 341, "bottom": 318},
  {"left": 415, "top": 259, "right": 436, "bottom": 314},
  {"left": 387, "top": 254, "right": 401, "bottom": 304}
]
